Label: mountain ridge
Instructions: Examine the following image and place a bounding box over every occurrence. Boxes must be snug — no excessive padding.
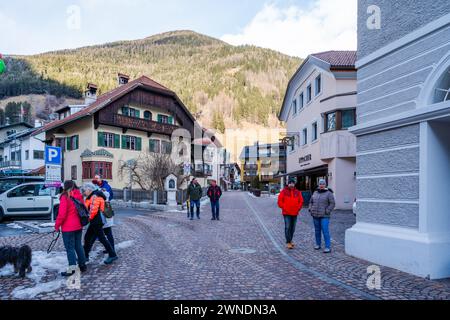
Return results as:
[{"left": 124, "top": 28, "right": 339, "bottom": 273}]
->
[{"left": 0, "top": 30, "right": 301, "bottom": 135}]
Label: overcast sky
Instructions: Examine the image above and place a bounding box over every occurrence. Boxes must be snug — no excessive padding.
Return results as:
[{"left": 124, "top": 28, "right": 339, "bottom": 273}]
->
[{"left": 0, "top": 0, "right": 357, "bottom": 58}]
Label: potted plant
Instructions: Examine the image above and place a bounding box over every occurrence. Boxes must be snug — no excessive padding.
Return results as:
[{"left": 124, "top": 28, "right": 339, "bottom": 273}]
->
[{"left": 251, "top": 176, "right": 262, "bottom": 197}]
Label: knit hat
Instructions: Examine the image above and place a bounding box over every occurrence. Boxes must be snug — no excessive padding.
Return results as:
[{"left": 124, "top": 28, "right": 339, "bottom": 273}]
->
[
  {"left": 318, "top": 179, "right": 327, "bottom": 186},
  {"left": 288, "top": 178, "right": 296, "bottom": 185}
]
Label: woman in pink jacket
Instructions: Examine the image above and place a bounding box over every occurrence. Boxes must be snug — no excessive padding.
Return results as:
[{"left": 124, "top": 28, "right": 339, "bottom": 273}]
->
[{"left": 55, "top": 180, "right": 87, "bottom": 276}]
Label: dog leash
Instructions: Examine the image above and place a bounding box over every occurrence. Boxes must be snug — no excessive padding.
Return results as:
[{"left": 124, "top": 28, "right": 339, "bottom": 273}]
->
[{"left": 47, "top": 231, "right": 61, "bottom": 254}]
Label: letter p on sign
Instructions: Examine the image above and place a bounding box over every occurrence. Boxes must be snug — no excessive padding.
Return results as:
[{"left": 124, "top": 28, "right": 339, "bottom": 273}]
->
[{"left": 45, "top": 146, "right": 62, "bottom": 165}]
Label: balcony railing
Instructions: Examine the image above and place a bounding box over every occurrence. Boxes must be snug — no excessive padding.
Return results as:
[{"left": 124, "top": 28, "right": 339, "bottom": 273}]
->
[
  {"left": 98, "top": 113, "right": 179, "bottom": 135},
  {"left": 0, "top": 161, "right": 22, "bottom": 169}
]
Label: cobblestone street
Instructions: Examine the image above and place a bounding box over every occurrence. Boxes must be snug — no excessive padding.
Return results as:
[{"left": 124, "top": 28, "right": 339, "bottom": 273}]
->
[{"left": 1, "top": 191, "right": 449, "bottom": 300}]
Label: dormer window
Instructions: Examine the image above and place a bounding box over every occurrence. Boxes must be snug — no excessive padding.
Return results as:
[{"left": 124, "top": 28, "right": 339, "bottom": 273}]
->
[
  {"left": 144, "top": 111, "right": 152, "bottom": 121},
  {"left": 158, "top": 115, "right": 174, "bottom": 125},
  {"left": 122, "top": 106, "right": 140, "bottom": 118},
  {"left": 434, "top": 67, "right": 450, "bottom": 104}
]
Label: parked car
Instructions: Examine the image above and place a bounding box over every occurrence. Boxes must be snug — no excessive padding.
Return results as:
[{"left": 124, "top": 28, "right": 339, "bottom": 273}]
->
[
  {"left": 0, "top": 182, "right": 60, "bottom": 222},
  {"left": 0, "top": 176, "right": 45, "bottom": 195}
]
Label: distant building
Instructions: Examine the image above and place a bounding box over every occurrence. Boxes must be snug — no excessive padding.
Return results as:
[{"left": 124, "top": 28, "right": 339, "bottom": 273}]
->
[
  {"left": 278, "top": 51, "right": 357, "bottom": 209},
  {"left": 34, "top": 74, "right": 208, "bottom": 190},
  {"left": 239, "top": 142, "right": 286, "bottom": 191},
  {"left": 346, "top": 1, "right": 450, "bottom": 279},
  {"left": 0, "top": 121, "right": 45, "bottom": 174}
]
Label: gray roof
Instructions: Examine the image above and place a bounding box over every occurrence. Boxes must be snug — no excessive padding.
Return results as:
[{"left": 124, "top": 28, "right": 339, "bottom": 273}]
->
[{"left": 80, "top": 149, "right": 114, "bottom": 159}]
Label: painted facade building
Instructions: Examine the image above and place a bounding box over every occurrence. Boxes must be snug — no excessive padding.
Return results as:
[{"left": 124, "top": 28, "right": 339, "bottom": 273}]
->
[
  {"left": 34, "top": 74, "right": 206, "bottom": 190},
  {"left": 239, "top": 142, "right": 286, "bottom": 191},
  {"left": 346, "top": 1, "right": 450, "bottom": 279},
  {"left": 279, "top": 51, "right": 357, "bottom": 209}
]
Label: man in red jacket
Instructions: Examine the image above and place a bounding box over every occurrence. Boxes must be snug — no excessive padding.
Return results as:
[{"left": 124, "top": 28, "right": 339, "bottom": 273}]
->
[{"left": 278, "top": 178, "right": 304, "bottom": 249}]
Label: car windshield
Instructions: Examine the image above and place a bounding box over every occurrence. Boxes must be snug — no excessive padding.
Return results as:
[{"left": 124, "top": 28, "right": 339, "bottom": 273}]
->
[
  {"left": 0, "top": 179, "right": 22, "bottom": 194},
  {"left": 0, "top": 178, "right": 44, "bottom": 194}
]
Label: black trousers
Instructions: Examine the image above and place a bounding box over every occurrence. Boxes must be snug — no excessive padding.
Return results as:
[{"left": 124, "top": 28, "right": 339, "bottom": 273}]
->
[
  {"left": 103, "top": 227, "right": 115, "bottom": 251},
  {"left": 84, "top": 222, "right": 116, "bottom": 258}
]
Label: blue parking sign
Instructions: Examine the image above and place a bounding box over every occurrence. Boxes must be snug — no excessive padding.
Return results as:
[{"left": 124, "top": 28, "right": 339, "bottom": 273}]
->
[{"left": 45, "top": 146, "right": 62, "bottom": 165}]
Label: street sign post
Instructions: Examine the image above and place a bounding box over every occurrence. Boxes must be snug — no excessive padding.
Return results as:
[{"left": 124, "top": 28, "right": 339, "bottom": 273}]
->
[{"left": 45, "top": 146, "right": 62, "bottom": 223}]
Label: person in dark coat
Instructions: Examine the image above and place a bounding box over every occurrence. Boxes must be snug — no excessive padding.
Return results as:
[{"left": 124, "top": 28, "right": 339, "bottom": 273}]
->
[
  {"left": 82, "top": 183, "right": 118, "bottom": 265},
  {"left": 93, "top": 174, "right": 114, "bottom": 200},
  {"left": 309, "top": 179, "right": 336, "bottom": 253},
  {"left": 187, "top": 178, "right": 203, "bottom": 220},
  {"left": 207, "top": 180, "right": 222, "bottom": 221}
]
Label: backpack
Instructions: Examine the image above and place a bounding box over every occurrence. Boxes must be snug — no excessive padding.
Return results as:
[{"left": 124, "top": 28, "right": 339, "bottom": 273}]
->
[
  {"left": 103, "top": 201, "right": 115, "bottom": 219},
  {"left": 70, "top": 196, "right": 90, "bottom": 227}
]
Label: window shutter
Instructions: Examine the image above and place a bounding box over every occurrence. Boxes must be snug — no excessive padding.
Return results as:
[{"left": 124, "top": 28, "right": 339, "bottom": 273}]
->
[
  {"left": 114, "top": 134, "right": 120, "bottom": 148},
  {"left": 157, "top": 115, "right": 162, "bottom": 123},
  {"left": 135, "top": 110, "right": 140, "bottom": 118},
  {"left": 168, "top": 116, "right": 174, "bottom": 125},
  {"left": 136, "top": 137, "right": 142, "bottom": 151},
  {"left": 98, "top": 132, "right": 104, "bottom": 147},
  {"left": 122, "top": 135, "right": 127, "bottom": 149},
  {"left": 75, "top": 135, "right": 79, "bottom": 150},
  {"left": 66, "top": 137, "right": 71, "bottom": 151}
]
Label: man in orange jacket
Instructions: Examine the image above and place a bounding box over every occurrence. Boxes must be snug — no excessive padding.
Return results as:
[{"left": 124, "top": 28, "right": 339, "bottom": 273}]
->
[{"left": 278, "top": 178, "right": 304, "bottom": 249}]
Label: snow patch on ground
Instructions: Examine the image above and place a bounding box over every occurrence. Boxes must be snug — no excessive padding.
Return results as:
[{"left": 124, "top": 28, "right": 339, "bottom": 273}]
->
[
  {"left": 116, "top": 240, "right": 135, "bottom": 250},
  {"left": 6, "top": 223, "right": 23, "bottom": 229},
  {"left": 0, "top": 264, "right": 15, "bottom": 277},
  {"left": 11, "top": 250, "right": 67, "bottom": 299},
  {"left": 8, "top": 240, "right": 134, "bottom": 299},
  {"left": 247, "top": 192, "right": 258, "bottom": 199},
  {"left": 39, "top": 223, "right": 55, "bottom": 228}
]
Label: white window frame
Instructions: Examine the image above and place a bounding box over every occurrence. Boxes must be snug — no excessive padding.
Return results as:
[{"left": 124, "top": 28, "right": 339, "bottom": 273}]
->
[
  {"left": 299, "top": 92, "right": 304, "bottom": 110},
  {"left": 302, "top": 127, "right": 308, "bottom": 146},
  {"left": 311, "top": 121, "right": 318, "bottom": 142},
  {"left": 306, "top": 84, "right": 312, "bottom": 105},
  {"left": 315, "top": 74, "right": 322, "bottom": 96}
]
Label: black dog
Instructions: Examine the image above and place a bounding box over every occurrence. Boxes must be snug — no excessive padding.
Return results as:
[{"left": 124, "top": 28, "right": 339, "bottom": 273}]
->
[{"left": 0, "top": 245, "right": 32, "bottom": 278}]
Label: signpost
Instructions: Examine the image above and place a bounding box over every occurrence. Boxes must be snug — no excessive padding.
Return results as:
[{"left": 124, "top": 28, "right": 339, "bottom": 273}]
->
[{"left": 45, "top": 146, "right": 62, "bottom": 223}]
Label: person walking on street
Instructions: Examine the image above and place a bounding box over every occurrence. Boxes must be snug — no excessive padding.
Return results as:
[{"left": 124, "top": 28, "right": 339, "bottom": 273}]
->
[
  {"left": 277, "top": 179, "right": 304, "bottom": 250},
  {"left": 93, "top": 174, "right": 114, "bottom": 200},
  {"left": 82, "top": 183, "right": 118, "bottom": 265},
  {"left": 55, "top": 181, "right": 87, "bottom": 276},
  {"left": 207, "top": 180, "right": 222, "bottom": 221},
  {"left": 309, "top": 179, "right": 336, "bottom": 253},
  {"left": 187, "top": 178, "right": 203, "bottom": 220},
  {"left": 99, "top": 188, "right": 115, "bottom": 253}
]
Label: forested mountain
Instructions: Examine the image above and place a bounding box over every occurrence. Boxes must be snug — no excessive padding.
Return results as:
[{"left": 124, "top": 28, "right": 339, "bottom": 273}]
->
[{"left": 0, "top": 30, "right": 301, "bottom": 131}]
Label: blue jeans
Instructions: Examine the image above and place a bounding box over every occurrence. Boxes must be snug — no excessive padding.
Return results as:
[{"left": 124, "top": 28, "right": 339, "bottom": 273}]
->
[
  {"left": 313, "top": 217, "right": 331, "bottom": 249},
  {"left": 190, "top": 199, "right": 201, "bottom": 218},
  {"left": 283, "top": 215, "right": 298, "bottom": 244},
  {"left": 211, "top": 200, "right": 220, "bottom": 219},
  {"left": 62, "top": 230, "right": 86, "bottom": 267}
]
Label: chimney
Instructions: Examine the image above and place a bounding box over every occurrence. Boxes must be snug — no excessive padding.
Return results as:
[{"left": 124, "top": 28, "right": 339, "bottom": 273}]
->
[
  {"left": 34, "top": 119, "right": 43, "bottom": 128},
  {"left": 118, "top": 73, "right": 130, "bottom": 86},
  {"left": 84, "top": 83, "right": 98, "bottom": 105}
]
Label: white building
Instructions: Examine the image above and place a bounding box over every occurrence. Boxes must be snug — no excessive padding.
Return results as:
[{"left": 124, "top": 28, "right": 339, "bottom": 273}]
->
[
  {"left": 278, "top": 51, "right": 357, "bottom": 210},
  {"left": 346, "top": 1, "right": 450, "bottom": 279},
  {"left": 0, "top": 121, "right": 46, "bottom": 173}
]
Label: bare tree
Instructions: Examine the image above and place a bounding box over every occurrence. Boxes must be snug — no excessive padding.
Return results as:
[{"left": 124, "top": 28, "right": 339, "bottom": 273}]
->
[{"left": 118, "top": 153, "right": 188, "bottom": 191}]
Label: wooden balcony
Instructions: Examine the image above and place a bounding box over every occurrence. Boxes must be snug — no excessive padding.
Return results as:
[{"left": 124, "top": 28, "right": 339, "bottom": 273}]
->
[{"left": 97, "top": 113, "right": 179, "bottom": 136}]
